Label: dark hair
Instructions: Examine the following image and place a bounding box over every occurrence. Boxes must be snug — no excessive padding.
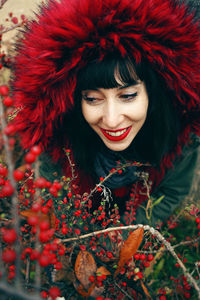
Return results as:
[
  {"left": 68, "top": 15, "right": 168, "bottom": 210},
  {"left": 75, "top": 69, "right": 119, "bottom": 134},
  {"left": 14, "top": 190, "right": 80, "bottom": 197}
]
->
[{"left": 60, "top": 53, "right": 180, "bottom": 174}]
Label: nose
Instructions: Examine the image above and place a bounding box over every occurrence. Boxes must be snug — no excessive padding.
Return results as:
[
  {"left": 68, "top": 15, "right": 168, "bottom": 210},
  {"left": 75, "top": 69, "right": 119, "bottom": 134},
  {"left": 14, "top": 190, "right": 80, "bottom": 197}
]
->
[{"left": 102, "top": 100, "right": 124, "bottom": 129}]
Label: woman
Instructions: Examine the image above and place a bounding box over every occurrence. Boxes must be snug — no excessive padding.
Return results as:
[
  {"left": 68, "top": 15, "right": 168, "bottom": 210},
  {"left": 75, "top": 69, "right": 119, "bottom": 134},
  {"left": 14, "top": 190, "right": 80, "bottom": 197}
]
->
[{"left": 12, "top": 0, "right": 200, "bottom": 226}]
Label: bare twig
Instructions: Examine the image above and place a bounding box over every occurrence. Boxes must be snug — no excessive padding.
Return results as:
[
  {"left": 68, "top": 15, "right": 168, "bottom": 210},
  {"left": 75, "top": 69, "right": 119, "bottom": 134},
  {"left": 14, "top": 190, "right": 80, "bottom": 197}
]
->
[
  {"left": 0, "top": 95, "right": 21, "bottom": 288},
  {"left": 0, "top": 22, "right": 24, "bottom": 35},
  {"left": 114, "top": 282, "right": 134, "bottom": 300},
  {"left": 137, "top": 236, "right": 200, "bottom": 254},
  {"left": 33, "top": 159, "right": 41, "bottom": 296},
  {"left": 86, "top": 161, "right": 150, "bottom": 202},
  {"left": 0, "top": 282, "right": 41, "bottom": 300},
  {"left": 61, "top": 224, "right": 200, "bottom": 298},
  {"left": 0, "top": 0, "right": 8, "bottom": 9}
]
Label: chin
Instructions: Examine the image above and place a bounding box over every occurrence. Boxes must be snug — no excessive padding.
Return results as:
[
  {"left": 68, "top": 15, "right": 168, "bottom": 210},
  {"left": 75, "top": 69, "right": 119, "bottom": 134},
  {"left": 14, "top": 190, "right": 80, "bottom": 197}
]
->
[{"left": 104, "top": 141, "right": 131, "bottom": 152}]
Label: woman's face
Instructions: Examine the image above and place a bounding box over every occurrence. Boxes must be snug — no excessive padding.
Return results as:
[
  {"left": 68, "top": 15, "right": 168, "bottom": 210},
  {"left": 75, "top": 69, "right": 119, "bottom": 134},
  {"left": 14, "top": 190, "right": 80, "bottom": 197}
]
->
[{"left": 81, "top": 80, "right": 149, "bottom": 151}]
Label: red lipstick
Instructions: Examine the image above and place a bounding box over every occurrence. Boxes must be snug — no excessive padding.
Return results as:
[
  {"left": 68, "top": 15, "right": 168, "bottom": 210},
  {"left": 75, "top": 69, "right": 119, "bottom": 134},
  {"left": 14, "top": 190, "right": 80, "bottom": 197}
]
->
[{"left": 100, "top": 126, "right": 132, "bottom": 141}]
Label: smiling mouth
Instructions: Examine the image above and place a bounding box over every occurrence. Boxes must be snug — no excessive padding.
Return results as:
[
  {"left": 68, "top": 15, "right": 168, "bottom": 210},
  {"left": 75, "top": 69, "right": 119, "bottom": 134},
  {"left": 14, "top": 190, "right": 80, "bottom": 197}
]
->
[{"left": 100, "top": 126, "right": 132, "bottom": 141}]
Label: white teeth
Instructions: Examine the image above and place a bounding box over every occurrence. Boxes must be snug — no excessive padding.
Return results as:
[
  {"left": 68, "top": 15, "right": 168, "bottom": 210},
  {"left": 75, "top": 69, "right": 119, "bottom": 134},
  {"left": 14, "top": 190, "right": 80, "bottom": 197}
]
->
[{"left": 106, "top": 128, "right": 127, "bottom": 137}]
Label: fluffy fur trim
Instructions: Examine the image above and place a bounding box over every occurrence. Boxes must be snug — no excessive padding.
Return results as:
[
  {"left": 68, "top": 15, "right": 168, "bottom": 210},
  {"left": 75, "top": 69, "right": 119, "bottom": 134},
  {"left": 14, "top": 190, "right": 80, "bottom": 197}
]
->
[{"left": 13, "top": 0, "right": 200, "bottom": 158}]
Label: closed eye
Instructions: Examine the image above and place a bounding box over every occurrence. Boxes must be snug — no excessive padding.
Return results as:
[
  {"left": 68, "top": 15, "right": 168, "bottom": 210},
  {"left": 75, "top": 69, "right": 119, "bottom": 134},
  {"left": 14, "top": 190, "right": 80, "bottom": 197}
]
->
[
  {"left": 82, "top": 95, "right": 101, "bottom": 102},
  {"left": 120, "top": 92, "right": 138, "bottom": 100}
]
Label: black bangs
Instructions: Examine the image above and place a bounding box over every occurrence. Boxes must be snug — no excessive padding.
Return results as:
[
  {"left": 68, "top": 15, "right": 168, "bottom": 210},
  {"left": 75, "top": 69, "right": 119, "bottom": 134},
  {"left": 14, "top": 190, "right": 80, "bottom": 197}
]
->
[{"left": 75, "top": 54, "right": 142, "bottom": 92}]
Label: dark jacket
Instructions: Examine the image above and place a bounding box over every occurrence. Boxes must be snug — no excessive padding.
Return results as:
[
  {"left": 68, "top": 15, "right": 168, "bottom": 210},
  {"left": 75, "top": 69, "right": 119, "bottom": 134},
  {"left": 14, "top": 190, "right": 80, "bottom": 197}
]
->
[
  {"left": 38, "top": 134, "right": 199, "bottom": 226},
  {"left": 12, "top": 0, "right": 200, "bottom": 225}
]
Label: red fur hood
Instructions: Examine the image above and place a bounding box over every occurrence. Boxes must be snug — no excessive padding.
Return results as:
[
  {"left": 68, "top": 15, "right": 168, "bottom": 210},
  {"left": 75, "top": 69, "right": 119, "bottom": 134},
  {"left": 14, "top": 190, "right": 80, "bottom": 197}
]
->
[{"left": 13, "top": 0, "right": 200, "bottom": 154}]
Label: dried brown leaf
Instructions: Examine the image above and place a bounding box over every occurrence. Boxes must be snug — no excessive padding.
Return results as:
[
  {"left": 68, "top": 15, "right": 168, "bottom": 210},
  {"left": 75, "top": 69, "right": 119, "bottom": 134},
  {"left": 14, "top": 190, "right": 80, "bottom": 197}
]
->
[
  {"left": 76, "top": 283, "right": 91, "bottom": 298},
  {"left": 20, "top": 207, "right": 56, "bottom": 229},
  {"left": 114, "top": 228, "right": 144, "bottom": 278},
  {"left": 96, "top": 266, "right": 111, "bottom": 276},
  {"left": 140, "top": 280, "right": 152, "bottom": 299},
  {"left": 54, "top": 255, "right": 75, "bottom": 284},
  {"left": 75, "top": 250, "right": 97, "bottom": 290}
]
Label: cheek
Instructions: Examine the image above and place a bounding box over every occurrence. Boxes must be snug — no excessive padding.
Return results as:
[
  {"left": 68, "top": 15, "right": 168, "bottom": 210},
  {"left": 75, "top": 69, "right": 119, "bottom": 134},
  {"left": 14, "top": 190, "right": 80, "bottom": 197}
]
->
[
  {"left": 129, "top": 102, "right": 148, "bottom": 121},
  {"left": 81, "top": 103, "right": 98, "bottom": 125}
]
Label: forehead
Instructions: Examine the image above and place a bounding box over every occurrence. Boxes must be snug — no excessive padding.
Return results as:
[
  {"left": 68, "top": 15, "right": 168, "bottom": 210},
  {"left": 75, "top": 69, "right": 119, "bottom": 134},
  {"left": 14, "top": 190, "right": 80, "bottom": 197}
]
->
[{"left": 82, "top": 82, "right": 141, "bottom": 93}]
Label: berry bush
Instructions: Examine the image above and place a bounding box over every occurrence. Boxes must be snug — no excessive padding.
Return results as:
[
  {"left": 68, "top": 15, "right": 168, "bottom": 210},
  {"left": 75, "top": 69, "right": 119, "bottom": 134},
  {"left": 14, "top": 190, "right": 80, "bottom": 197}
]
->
[{"left": 0, "top": 1, "right": 200, "bottom": 299}]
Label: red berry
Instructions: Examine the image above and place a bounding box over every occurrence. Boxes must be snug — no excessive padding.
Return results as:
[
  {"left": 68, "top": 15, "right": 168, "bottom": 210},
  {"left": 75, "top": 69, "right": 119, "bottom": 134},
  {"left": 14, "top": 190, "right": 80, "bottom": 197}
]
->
[
  {"left": 46, "top": 199, "right": 53, "bottom": 207},
  {"left": 34, "top": 177, "right": 47, "bottom": 188},
  {"left": 30, "top": 145, "right": 42, "bottom": 156},
  {"left": 49, "top": 186, "right": 58, "bottom": 197},
  {"left": 184, "top": 284, "right": 191, "bottom": 290},
  {"left": 30, "top": 249, "right": 39, "bottom": 260},
  {"left": 40, "top": 291, "right": 48, "bottom": 299},
  {"left": 27, "top": 215, "right": 38, "bottom": 226},
  {"left": 53, "top": 181, "right": 62, "bottom": 190},
  {"left": 58, "top": 247, "right": 65, "bottom": 256},
  {"left": 41, "top": 206, "right": 49, "bottom": 214},
  {"left": 11, "top": 17, "right": 18, "bottom": 24},
  {"left": 0, "top": 177, "right": 5, "bottom": 185},
  {"left": 2, "top": 228, "right": 17, "bottom": 244},
  {"left": 54, "top": 261, "right": 62, "bottom": 270},
  {"left": 8, "top": 270, "right": 15, "bottom": 280},
  {"left": 13, "top": 169, "right": 24, "bottom": 181},
  {"left": 39, "top": 254, "right": 51, "bottom": 267},
  {"left": 74, "top": 228, "right": 81, "bottom": 235},
  {"left": 2, "top": 248, "right": 16, "bottom": 263},
  {"left": 4, "top": 124, "right": 16, "bottom": 136},
  {"left": 159, "top": 296, "right": 167, "bottom": 300},
  {"left": 175, "top": 263, "right": 180, "bottom": 267},
  {"left": 48, "top": 287, "right": 61, "bottom": 300},
  {"left": 136, "top": 271, "right": 143, "bottom": 279},
  {"left": 89, "top": 275, "right": 96, "bottom": 282},
  {"left": 3, "top": 96, "right": 13, "bottom": 107},
  {"left": 32, "top": 201, "right": 41, "bottom": 212},
  {"left": 21, "top": 15, "right": 26, "bottom": 22},
  {"left": 140, "top": 254, "right": 146, "bottom": 260},
  {"left": 195, "top": 218, "right": 200, "bottom": 224},
  {"left": 39, "top": 231, "right": 50, "bottom": 243},
  {"left": 67, "top": 191, "right": 72, "bottom": 198},
  {"left": 24, "top": 247, "right": 32, "bottom": 255},
  {"left": 0, "top": 85, "right": 9, "bottom": 96},
  {"left": 144, "top": 261, "right": 150, "bottom": 268},
  {"left": 9, "top": 137, "right": 16, "bottom": 148},
  {"left": 61, "top": 227, "right": 68, "bottom": 235},
  {"left": 1, "top": 181, "right": 14, "bottom": 197},
  {"left": 107, "top": 251, "right": 113, "bottom": 258},
  {"left": 39, "top": 221, "right": 50, "bottom": 231},
  {"left": 147, "top": 254, "right": 154, "bottom": 261},
  {"left": 134, "top": 253, "right": 140, "bottom": 260},
  {"left": 184, "top": 292, "right": 191, "bottom": 299},
  {"left": 0, "top": 164, "right": 8, "bottom": 177},
  {"left": 25, "top": 152, "right": 36, "bottom": 164}
]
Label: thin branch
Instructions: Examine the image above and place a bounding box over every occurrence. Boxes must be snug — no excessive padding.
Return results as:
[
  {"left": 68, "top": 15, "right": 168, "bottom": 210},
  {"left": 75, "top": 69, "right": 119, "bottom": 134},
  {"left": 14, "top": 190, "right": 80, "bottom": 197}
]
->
[
  {"left": 0, "top": 22, "right": 24, "bottom": 34},
  {"left": 61, "top": 224, "right": 200, "bottom": 298},
  {"left": 114, "top": 282, "right": 134, "bottom": 300},
  {"left": 173, "top": 236, "right": 200, "bottom": 249},
  {"left": 137, "top": 236, "right": 200, "bottom": 254},
  {"left": 0, "top": 0, "right": 8, "bottom": 9},
  {"left": 0, "top": 96, "right": 21, "bottom": 288},
  {"left": 33, "top": 160, "right": 41, "bottom": 296},
  {"left": 0, "top": 282, "right": 41, "bottom": 300},
  {"left": 86, "top": 162, "right": 150, "bottom": 202}
]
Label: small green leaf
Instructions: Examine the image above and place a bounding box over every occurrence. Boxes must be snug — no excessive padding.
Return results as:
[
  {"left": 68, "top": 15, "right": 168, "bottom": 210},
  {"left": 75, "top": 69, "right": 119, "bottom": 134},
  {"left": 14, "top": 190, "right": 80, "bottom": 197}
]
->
[
  {"left": 30, "top": 271, "right": 35, "bottom": 280},
  {"left": 154, "top": 258, "right": 165, "bottom": 278},
  {"left": 152, "top": 195, "right": 165, "bottom": 208}
]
